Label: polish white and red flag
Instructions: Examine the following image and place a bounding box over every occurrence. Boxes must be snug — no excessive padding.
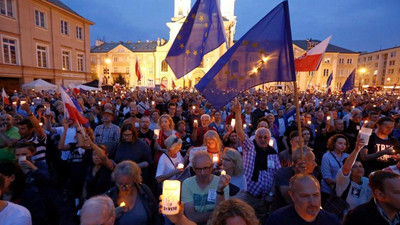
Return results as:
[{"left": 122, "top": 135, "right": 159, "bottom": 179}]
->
[
  {"left": 2, "top": 88, "right": 9, "bottom": 105},
  {"left": 135, "top": 57, "right": 141, "bottom": 81},
  {"left": 59, "top": 86, "right": 88, "bottom": 125},
  {"left": 295, "top": 35, "right": 332, "bottom": 72}
]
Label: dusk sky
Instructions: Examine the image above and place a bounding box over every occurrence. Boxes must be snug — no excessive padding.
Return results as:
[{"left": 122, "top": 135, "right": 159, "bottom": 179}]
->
[{"left": 65, "top": 0, "right": 400, "bottom": 53}]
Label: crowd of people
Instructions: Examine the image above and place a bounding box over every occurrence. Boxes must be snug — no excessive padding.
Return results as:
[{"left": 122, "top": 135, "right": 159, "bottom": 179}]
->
[{"left": 0, "top": 86, "right": 399, "bottom": 225}]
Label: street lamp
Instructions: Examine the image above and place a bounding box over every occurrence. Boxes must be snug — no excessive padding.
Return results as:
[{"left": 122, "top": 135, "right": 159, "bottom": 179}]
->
[{"left": 104, "top": 58, "right": 111, "bottom": 84}]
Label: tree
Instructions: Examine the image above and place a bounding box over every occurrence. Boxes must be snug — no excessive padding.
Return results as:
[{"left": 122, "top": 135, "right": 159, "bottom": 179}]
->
[{"left": 113, "top": 74, "right": 126, "bottom": 85}]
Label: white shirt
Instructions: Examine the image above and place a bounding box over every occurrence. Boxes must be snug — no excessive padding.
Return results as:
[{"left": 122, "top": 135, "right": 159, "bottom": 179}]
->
[
  {"left": 0, "top": 201, "right": 32, "bottom": 225},
  {"left": 156, "top": 152, "right": 184, "bottom": 180},
  {"left": 336, "top": 168, "right": 372, "bottom": 210}
]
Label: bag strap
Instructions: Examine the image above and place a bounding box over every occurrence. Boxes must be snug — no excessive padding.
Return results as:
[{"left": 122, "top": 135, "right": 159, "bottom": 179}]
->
[
  {"left": 339, "top": 181, "right": 352, "bottom": 200},
  {"left": 163, "top": 152, "right": 175, "bottom": 167},
  {"left": 330, "top": 151, "right": 343, "bottom": 168}
]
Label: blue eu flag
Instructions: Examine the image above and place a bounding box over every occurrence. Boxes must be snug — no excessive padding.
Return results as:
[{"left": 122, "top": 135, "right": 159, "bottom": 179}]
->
[
  {"left": 341, "top": 69, "right": 355, "bottom": 93},
  {"left": 195, "top": 1, "right": 296, "bottom": 109},
  {"left": 165, "top": 0, "right": 226, "bottom": 79}
]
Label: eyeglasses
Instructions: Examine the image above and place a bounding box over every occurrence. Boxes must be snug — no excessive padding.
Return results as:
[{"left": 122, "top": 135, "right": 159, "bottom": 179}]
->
[
  {"left": 122, "top": 133, "right": 133, "bottom": 137},
  {"left": 193, "top": 166, "right": 213, "bottom": 172},
  {"left": 116, "top": 182, "right": 134, "bottom": 191}
]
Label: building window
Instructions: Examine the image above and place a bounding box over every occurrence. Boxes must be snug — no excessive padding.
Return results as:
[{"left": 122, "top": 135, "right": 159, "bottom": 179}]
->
[
  {"left": 323, "top": 69, "right": 329, "bottom": 76},
  {"left": 339, "top": 58, "right": 344, "bottom": 64},
  {"left": 114, "top": 57, "right": 118, "bottom": 62},
  {"left": 308, "top": 72, "right": 313, "bottom": 76},
  {"left": 388, "top": 69, "right": 394, "bottom": 74},
  {"left": 389, "top": 60, "right": 395, "bottom": 66},
  {"left": 367, "top": 56, "right": 372, "bottom": 61},
  {"left": 77, "top": 53, "right": 84, "bottom": 71},
  {"left": 148, "top": 79, "right": 154, "bottom": 86},
  {"left": 35, "top": 10, "right": 46, "bottom": 28},
  {"left": 390, "top": 52, "right": 396, "bottom": 57},
  {"left": 76, "top": 26, "right": 83, "bottom": 40},
  {"left": 231, "top": 60, "right": 239, "bottom": 73},
  {"left": 2, "top": 37, "right": 18, "bottom": 65},
  {"left": 36, "top": 45, "right": 47, "bottom": 68},
  {"left": 161, "top": 60, "right": 168, "bottom": 72},
  {"left": 62, "top": 51, "right": 70, "bottom": 70},
  {"left": 148, "top": 68, "right": 154, "bottom": 74},
  {"left": 347, "top": 58, "right": 352, "bottom": 64},
  {"left": 0, "top": 0, "right": 14, "bottom": 18},
  {"left": 61, "top": 20, "right": 69, "bottom": 35},
  {"left": 376, "top": 55, "right": 379, "bottom": 59},
  {"left": 324, "top": 58, "right": 330, "bottom": 63},
  {"left": 91, "top": 57, "right": 96, "bottom": 63},
  {"left": 125, "top": 67, "right": 129, "bottom": 73},
  {"left": 114, "top": 67, "right": 118, "bottom": 73}
]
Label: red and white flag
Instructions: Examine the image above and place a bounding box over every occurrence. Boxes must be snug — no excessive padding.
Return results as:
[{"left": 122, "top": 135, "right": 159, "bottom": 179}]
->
[
  {"left": 59, "top": 86, "right": 88, "bottom": 124},
  {"left": 172, "top": 80, "right": 176, "bottom": 89},
  {"left": 135, "top": 57, "right": 141, "bottom": 81},
  {"left": 161, "top": 83, "right": 167, "bottom": 89},
  {"left": 295, "top": 35, "right": 332, "bottom": 72},
  {"left": 2, "top": 88, "right": 9, "bottom": 105}
]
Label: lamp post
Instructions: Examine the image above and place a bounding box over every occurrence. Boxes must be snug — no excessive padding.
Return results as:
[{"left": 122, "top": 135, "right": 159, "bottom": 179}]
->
[{"left": 104, "top": 58, "right": 111, "bottom": 84}]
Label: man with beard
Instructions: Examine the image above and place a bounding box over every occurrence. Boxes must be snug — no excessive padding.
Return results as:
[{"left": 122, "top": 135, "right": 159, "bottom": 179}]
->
[
  {"left": 266, "top": 174, "right": 340, "bottom": 225},
  {"left": 343, "top": 171, "right": 400, "bottom": 225}
]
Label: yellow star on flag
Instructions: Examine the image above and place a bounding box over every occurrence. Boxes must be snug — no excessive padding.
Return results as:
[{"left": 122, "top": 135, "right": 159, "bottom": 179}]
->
[
  {"left": 205, "top": 32, "right": 208, "bottom": 37},
  {"left": 186, "top": 49, "right": 191, "bottom": 55},
  {"left": 252, "top": 42, "right": 258, "bottom": 48},
  {"left": 259, "top": 49, "right": 265, "bottom": 54},
  {"left": 205, "top": 23, "right": 208, "bottom": 28},
  {"left": 199, "top": 15, "right": 204, "bottom": 22},
  {"left": 224, "top": 70, "right": 230, "bottom": 75},
  {"left": 243, "top": 40, "right": 249, "bottom": 46},
  {"left": 230, "top": 75, "right": 235, "bottom": 80},
  {"left": 200, "top": 49, "right": 203, "bottom": 53},
  {"left": 179, "top": 43, "right": 184, "bottom": 49},
  {"left": 177, "top": 35, "right": 182, "bottom": 40},
  {"left": 193, "top": 50, "right": 198, "bottom": 56},
  {"left": 191, "top": 14, "right": 196, "bottom": 19},
  {"left": 238, "top": 76, "right": 244, "bottom": 80}
]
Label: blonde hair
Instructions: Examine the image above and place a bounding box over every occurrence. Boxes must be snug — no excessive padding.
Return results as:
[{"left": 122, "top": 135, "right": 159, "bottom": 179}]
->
[
  {"left": 222, "top": 148, "right": 244, "bottom": 176},
  {"left": 203, "top": 130, "right": 222, "bottom": 153},
  {"left": 208, "top": 199, "right": 259, "bottom": 225},
  {"left": 158, "top": 114, "right": 175, "bottom": 130},
  {"left": 164, "top": 135, "right": 182, "bottom": 152}
]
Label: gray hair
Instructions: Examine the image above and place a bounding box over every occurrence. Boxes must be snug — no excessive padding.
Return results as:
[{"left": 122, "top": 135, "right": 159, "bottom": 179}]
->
[
  {"left": 80, "top": 195, "right": 115, "bottom": 222},
  {"left": 200, "top": 114, "right": 211, "bottom": 120},
  {"left": 111, "top": 160, "right": 142, "bottom": 183},
  {"left": 255, "top": 127, "right": 271, "bottom": 137},
  {"left": 191, "top": 151, "right": 212, "bottom": 168}
]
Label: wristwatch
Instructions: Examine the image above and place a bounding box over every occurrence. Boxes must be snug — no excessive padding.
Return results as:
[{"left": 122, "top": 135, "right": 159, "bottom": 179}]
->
[{"left": 216, "top": 190, "right": 224, "bottom": 195}]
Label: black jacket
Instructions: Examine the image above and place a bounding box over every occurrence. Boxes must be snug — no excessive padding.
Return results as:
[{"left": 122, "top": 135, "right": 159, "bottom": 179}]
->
[{"left": 343, "top": 199, "right": 394, "bottom": 225}]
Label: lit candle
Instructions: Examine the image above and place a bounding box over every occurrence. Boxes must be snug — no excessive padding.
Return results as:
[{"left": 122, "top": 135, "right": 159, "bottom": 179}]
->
[
  {"left": 98, "top": 101, "right": 101, "bottom": 105},
  {"left": 243, "top": 124, "right": 247, "bottom": 129},
  {"left": 194, "top": 120, "right": 198, "bottom": 125},
  {"left": 307, "top": 121, "right": 311, "bottom": 125},
  {"left": 154, "top": 129, "right": 160, "bottom": 137},
  {"left": 327, "top": 116, "right": 331, "bottom": 120},
  {"left": 36, "top": 97, "right": 39, "bottom": 99},
  {"left": 177, "top": 163, "right": 184, "bottom": 169},
  {"left": 230, "top": 119, "right": 236, "bottom": 127},
  {"left": 120, "top": 202, "right": 126, "bottom": 207},
  {"left": 20, "top": 100, "right": 26, "bottom": 105},
  {"left": 269, "top": 139, "right": 274, "bottom": 147},
  {"left": 162, "top": 180, "right": 181, "bottom": 215},
  {"left": 364, "top": 120, "right": 368, "bottom": 124},
  {"left": 213, "top": 154, "right": 218, "bottom": 164},
  {"left": 221, "top": 170, "right": 226, "bottom": 175},
  {"left": 152, "top": 101, "right": 155, "bottom": 105},
  {"left": 39, "top": 122, "right": 43, "bottom": 126},
  {"left": 192, "top": 106, "right": 196, "bottom": 110}
]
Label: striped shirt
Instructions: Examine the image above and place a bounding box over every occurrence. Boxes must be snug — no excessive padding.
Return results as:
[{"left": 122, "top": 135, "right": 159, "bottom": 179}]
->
[
  {"left": 18, "top": 134, "right": 47, "bottom": 162},
  {"left": 242, "top": 135, "right": 281, "bottom": 200}
]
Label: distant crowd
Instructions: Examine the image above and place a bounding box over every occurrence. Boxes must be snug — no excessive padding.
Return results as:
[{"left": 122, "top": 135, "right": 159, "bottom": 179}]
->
[{"left": 0, "top": 87, "right": 399, "bottom": 225}]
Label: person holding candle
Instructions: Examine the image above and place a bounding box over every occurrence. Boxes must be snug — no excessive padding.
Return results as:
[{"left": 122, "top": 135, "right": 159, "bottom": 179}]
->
[
  {"left": 154, "top": 114, "right": 180, "bottom": 165},
  {"left": 221, "top": 148, "right": 247, "bottom": 196},
  {"left": 181, "top": 151, "right": 230, "bottom": 225},
  {"left": 203, "top": 130, "right": 223, "bottom": 165},
  {"left": 105, "top": 160, "right": 162, "bottom": 225},
  {"left": 156, "top": 135, "right": 189, "bottom": 184},
  {"left": 191, "top": 114, "right": 216, "bottom": 147}
]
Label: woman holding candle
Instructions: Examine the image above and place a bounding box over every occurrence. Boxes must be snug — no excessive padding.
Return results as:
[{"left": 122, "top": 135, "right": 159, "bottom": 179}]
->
[
  {"left": 154, "top": 114, "right": 180, "bottom": 165},
  {"left": 203, "top": 130, "right": 223, "bottom": 165},
  {"left": 106, "top": 160, "right": 161, "bottom": 225},
  {"left": 155, "top": 135, "right": 189, "bottom": 184},
  {"left": 221, "top": 148, "right": 247, "bottom": 196}
]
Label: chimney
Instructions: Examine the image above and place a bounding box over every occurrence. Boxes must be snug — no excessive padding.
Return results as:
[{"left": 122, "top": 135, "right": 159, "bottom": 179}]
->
[
  {"left": 95, "top": 39, "right": 104, "bottom": 46},
  {"left": 137, "top": 40, "right": 141, "bottom": 43}
]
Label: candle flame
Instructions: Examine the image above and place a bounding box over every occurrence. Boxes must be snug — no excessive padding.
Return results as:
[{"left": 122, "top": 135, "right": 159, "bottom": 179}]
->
[{"left": 120, "top": 202, "right": 126, "bottom": 207}]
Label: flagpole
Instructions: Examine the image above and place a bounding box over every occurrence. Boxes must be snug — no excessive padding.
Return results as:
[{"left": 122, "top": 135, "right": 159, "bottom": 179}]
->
[
  {"left": 293, "top": 78, "right": 304, "bottom": 159},
  {"left": 302, "top": 71, "right": 315, "bottom": 101}
]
